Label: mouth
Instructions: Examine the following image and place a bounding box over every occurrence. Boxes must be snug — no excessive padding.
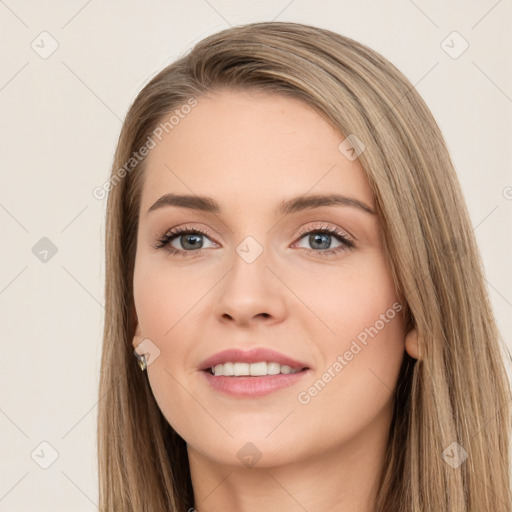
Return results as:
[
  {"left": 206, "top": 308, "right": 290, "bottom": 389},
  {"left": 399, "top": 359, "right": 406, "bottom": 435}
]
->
[
  {"left": 198, "top": 347, "right": 311, "bottom": 397},
  {"left": 201, "top": 365, "right": 311, "bottom": 398}
]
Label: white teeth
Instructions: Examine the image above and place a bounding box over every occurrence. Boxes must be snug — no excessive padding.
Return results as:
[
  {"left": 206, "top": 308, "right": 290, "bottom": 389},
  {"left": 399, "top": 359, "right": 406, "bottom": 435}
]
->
[
  {"left": 250, "top": 362, "right": 267, "bottom": 376},
  {"left": 233, "top": 362, "right": 249, "bottom": 376},
  {"left": 211, "top": 361, "right": 302, "bottom": 377},
  {"left": 267, "top": 362, "right": 280, "bottom": 375},
  {"left": 223, "top": 362, "right": 234, "bottom": 376}
]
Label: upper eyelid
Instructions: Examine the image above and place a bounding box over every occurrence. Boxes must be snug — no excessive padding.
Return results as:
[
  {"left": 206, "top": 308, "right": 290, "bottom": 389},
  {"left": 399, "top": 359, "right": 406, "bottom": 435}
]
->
[{"left": 295, "top": 223, "right": 355, "bottom": 241}]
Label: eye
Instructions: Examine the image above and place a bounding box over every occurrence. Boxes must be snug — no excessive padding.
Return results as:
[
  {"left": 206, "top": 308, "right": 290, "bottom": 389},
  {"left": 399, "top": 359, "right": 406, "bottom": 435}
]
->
[
  {"left": 152, "top": 223, "right": 356, "bottom": 258},
  {"left": 152, "top": 225, "right": 217, "bottom": 257},
  {"left": 291, "top": 223, "right": 355, "bottom": 257}
]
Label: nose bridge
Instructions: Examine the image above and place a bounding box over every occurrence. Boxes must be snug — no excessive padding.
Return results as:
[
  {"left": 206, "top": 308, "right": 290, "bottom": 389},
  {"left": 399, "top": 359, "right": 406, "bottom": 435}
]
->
[
  {"left": 213, "top": 232, "right": 287, "bottom": 324},
  {"left": 235, "top": 234, "right": 266, "bottom": 266},
  {"left": 229, "top": 232, "right": 272, "bottom": 295}
]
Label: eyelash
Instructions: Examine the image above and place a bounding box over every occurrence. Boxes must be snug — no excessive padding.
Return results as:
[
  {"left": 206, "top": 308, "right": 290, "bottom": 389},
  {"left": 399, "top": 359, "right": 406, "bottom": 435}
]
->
[{"left": 152, "top": 223, "right": 356, "bottom": 258}]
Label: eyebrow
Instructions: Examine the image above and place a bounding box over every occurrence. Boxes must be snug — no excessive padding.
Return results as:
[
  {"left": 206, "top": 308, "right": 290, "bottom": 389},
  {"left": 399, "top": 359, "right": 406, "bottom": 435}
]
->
[{"left": 145, "top": 193, "right": 376, "bottom": 216}]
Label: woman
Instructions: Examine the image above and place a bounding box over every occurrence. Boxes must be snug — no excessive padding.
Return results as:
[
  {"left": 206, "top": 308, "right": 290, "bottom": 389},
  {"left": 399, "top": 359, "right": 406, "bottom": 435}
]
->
[{"left": 98, "top": 21, "right": 512, "bottom": 511}]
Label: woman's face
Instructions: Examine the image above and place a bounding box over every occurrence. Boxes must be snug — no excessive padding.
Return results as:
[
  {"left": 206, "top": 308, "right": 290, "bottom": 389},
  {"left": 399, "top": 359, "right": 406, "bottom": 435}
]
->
[{"left": 133, "top": 89, "right": 408, "bottom": 468}]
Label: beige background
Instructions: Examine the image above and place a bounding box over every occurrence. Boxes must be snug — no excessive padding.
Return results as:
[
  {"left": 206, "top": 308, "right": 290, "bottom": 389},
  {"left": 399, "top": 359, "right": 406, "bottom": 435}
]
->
[{"left": 1, "top": 1, "right": 511, "bottom": 510}]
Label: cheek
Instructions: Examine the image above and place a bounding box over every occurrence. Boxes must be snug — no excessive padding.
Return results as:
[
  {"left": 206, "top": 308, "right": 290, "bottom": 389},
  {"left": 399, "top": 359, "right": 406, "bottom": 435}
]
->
[
  {"left": 133, "top": 260, "right": 207, "bottom": 437},
  {"left": 294, "top": 254, "right": 405, "bottom": 419},
  {"left": 294, "top": 317, "right": 405, "bottom": 454},
  {"left": 296, "top": 252, "right": 403, "bottom": 345},
  {"left": 133, "top": 257, "right": 202, "bottom": 338}
]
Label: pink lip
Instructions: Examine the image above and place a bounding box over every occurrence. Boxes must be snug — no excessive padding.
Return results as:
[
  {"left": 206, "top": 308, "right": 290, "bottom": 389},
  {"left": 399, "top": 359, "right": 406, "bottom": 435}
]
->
[
  {"left": 198, "top": 347, "right": 310, "bottom": 372},
  {"left": 201, "top": 369, "right": 311, "bottom": 398}
]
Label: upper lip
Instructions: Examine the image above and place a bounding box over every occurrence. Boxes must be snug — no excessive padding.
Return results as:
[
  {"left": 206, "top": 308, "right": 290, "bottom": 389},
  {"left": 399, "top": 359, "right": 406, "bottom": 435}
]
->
[{"left": 199, "top": 348, "right": 310, "bottom": 371}]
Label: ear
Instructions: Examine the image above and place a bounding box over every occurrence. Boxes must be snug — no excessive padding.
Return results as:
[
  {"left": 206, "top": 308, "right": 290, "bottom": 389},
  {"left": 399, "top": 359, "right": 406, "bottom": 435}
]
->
[
  {"left": 405, "top": 327, "right": 421, "bottom": 360},
  {"left": 132, "top": 320, "right": 143, "bottom": 350}
]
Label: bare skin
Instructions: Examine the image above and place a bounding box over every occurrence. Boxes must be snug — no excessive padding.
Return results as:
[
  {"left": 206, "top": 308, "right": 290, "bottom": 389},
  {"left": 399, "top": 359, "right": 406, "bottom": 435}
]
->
[{"left": 132, "top": 88, "right": 419, "bottom": 512}]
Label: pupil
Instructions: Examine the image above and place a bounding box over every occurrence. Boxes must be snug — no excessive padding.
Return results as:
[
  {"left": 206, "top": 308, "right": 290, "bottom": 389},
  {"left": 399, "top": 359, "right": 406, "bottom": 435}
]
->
[
  {"left": 310, "top": 233, "right": 330, "bottom": 250},
  {"left": 182, "top": 234, "right": 202, "bottom": 250}
]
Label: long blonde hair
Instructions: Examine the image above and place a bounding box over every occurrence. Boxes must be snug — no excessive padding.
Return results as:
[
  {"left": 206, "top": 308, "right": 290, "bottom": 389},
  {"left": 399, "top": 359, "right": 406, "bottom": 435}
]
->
[{"left": 98, "top": 21, "right": 512, "bottom": 511}]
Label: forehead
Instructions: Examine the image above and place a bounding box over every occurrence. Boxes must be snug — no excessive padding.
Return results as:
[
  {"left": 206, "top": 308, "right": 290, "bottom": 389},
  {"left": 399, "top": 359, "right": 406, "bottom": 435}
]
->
[{"left": 139, "top": 89, "right": 374, "bottom": 214}]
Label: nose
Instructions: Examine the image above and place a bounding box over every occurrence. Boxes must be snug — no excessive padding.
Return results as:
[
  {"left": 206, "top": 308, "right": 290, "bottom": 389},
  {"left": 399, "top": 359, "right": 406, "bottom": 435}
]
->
[{"left": 213, "top": 248, "right": 287, "bottom": 327}]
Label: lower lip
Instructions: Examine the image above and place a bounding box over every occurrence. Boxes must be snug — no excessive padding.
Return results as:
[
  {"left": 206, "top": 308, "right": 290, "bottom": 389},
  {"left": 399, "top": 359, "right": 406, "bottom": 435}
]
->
[{"left": 201, "top": 369, "right": 310, "bottom": 397}]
